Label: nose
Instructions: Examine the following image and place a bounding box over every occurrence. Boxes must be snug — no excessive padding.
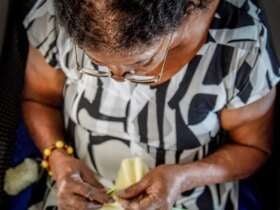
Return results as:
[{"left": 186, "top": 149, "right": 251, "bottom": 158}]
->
[
  {"left": 112, "top": 74, "right": 125, "bottom": 81},
  {"left": 108, "top": 65, "right": 132, "bottom": 81}
]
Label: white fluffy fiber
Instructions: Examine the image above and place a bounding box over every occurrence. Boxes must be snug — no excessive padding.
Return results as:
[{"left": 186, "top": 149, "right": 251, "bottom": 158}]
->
[{"left": 4, "top": 158, "right": 40, "bottom": 196}]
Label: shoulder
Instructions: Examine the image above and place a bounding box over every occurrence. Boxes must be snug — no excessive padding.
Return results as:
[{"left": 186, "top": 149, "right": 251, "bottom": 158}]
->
[
  {"left": 200, "top": 0, "right": 280, "bottom": 109},
  {"left": 209, "top": 0, "right": 267, "bottom": 51},
  {"left": 23, "top": 0, "right": 75, "bottom": 75},
  {"left": 23, "top": 0, "right": 56, "bottom": 29},
  {"left": 23, "top": 0, "right": 58, "bottom": 62}
]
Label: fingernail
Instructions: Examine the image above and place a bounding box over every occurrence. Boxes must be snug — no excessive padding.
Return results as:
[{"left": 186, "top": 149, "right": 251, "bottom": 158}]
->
[
  {"left": 104, "top": 196, "right": 114, "bottom": 204},
  {"left": 88, "top": 203, "right": 102, "bottom": 209},
  {"left": 116, "top": 190, "right": 125, "bottom": 197},
  {"left": 108, "top": 197, "right": 114, "bottom": 203}
]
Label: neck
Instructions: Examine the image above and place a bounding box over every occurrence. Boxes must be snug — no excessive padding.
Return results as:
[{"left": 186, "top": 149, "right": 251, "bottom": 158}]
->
[
  {"left": 172, "top": 0, "right": 219, "bottom": 49},
  {"left": 152, "top": 0, "right": 220, "bottom": 86}
]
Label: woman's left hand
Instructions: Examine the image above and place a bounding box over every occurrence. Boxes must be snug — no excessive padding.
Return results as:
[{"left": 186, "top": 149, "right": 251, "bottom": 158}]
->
[{"left": 117, "top": 164, "right": 187, "bottom": 210}]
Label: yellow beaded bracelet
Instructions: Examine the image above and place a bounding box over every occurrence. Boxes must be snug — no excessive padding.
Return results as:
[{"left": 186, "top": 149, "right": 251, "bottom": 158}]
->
[{"left": 41, "top": 140, "right": 74, "bottom": 176}]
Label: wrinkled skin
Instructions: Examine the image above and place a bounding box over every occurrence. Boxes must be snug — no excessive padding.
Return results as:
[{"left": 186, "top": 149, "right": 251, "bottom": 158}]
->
[
  {"left": 117, "top": 165, "right": 186, "bottom": 210},
  {"left": 51, "top": 151, "right": 113, "bottom": 210}
]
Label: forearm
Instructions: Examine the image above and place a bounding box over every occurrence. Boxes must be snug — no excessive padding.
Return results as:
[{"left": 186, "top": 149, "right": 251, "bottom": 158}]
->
[
  {"left": 22, "top": 100, "right": 65, "bottom": 152},
  {"left": 179, "top": 143, "right": 268, "bottom": 192},
  {"left": 178, "top": 91, "right": 275, "bottom": 193}
]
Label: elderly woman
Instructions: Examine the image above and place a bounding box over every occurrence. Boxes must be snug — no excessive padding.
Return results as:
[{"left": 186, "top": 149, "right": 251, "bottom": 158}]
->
[{"left": 23, "top": 0, "right": 279, "bottom": 209}]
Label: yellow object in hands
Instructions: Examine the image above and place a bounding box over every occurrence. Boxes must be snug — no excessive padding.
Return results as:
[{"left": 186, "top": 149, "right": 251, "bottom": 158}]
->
[
  {"left": 115, "top": 157, "right": 149, "bottom": 191},
  {"left": 98, "top": 202, "right": 124, "bottom": 210},
  {"left": 98, "top": 157, "right": 149, "bottom": 210}
]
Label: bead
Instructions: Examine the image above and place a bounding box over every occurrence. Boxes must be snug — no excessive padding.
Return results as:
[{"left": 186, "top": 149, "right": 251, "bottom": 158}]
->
[
  {"left": 41, "top": 141, "right": 74, "bottom": 177},
  {"left": 43, "top": 148, "right": 51, "bottom": 157},
  {"left": 67, "top": 146, "right": 74, "bottom": 155},
  {"left": 55, "top": 141, "right": 64, "bottom": 149},
  {"left": 41, "top": 160, "right": 49, "bottom": 169}
]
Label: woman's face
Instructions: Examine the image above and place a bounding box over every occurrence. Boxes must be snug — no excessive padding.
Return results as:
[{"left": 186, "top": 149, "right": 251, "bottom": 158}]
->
[{"left": 83, "top": 34, "right": 173, "bottom": 81}]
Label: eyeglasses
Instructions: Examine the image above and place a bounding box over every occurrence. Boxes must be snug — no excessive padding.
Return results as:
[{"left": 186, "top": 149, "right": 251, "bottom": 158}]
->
[{"left": 74, "top": 34, "right": 173, "bottom": 84}]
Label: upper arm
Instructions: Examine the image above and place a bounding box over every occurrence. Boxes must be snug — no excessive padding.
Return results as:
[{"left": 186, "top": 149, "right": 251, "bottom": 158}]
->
[
  {"left": 22, "top": 0, "right": 65, "bottom": 106},
  {"left": 220, "top": 88, "right": 276, "bottom": 154},
  {"left": 23, "top": 46, "right": 66, "bottom": 107}
]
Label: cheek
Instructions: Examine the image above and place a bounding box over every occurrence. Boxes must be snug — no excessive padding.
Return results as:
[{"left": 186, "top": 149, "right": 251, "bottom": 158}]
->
[
  {"left": 137, "top": 58, "right": 165, "bottom": 74},
  {"left": 138, "top": 54, "right": 166, "bottom": 73},
  {"left": 134, "top": 63, "right": 159, "bottom": 75}
]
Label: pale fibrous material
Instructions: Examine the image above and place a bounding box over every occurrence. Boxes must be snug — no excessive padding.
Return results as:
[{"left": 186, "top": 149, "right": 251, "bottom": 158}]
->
[
  {"left": 4, "top": 158, "right": 40, "bottom": 196},
  {"left": 114, "top": 157, "right": 149, "bottom": 191},
  {"left": 98, "top": 157, "right": 149, "bottom": 210},
  {"left": 98, "top": 202, "right": 124, "bottom": 210}
]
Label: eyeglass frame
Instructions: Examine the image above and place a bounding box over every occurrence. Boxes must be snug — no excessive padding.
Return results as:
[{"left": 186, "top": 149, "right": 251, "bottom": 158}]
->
[{"left": 74, "top": 34, "right": 173, "bottom": 84}]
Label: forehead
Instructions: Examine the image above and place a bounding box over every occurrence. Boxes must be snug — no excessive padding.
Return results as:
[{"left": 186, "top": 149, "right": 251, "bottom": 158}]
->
[{"left": 84, "top": 37, "right": 165, "bottom": 64}]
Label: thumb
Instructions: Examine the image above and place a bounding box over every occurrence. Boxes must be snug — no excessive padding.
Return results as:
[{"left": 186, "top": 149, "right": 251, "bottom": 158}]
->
[{"left": 117, "top": 177, "right": 150, "bottom": 199}]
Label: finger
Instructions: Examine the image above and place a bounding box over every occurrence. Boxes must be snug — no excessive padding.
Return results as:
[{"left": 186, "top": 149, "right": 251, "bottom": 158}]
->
[
  {"left": 59, "top": 176, "right": 112, "bottom": 204},
  {"left": 139, "top": 194, "right": 161, "bottom": 210},
  {"left": 64, "top": 194, "right": 102, "bottom": 210},
  {"left": 70, "top": 173, "right": 110, "bottom": 203},
  {"left": 82, "top": 168, "right": 105, "bottom": 189},
  {"left": 117, "top": 177, "right": 150, "bottom": 199},
  {"left": 73, "top": 182, "right": 112, "bottom": 204},
  {"left": 70, "top": 171, "right": 107, "bottom": 193},
  {"left": 128, "top": 194, "right": 161, "bottom": 210}
]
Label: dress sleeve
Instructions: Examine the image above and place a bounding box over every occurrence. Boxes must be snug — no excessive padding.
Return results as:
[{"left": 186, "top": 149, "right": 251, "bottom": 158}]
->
[
  {"left": 23, "top": 0, "right": 60, "bottom": 69},
  {"left": 226, "top": 23, "right": 280, "bottom": 109}
]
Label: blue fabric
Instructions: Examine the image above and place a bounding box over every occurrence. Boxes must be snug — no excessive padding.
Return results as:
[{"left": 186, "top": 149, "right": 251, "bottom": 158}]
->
[
  {"left": 8, "top": 122, "right": 41, "bottom": 210},
  {"left": 239, "top": 180, "right": 263, "bottom": 210}
]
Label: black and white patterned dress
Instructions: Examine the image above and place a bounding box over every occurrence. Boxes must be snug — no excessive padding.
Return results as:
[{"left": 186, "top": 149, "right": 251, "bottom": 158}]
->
[{"left": 24, "top": 0, "right": 280, "bottom": 209}]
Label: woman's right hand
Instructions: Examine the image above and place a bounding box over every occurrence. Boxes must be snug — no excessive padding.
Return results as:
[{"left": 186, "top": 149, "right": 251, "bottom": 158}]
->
[
  {"left": 49, "top": 150, "right": 112, "bottom": 210},
  {"left": 23, "top": 47, "right": 111, "bottom": 209}
]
